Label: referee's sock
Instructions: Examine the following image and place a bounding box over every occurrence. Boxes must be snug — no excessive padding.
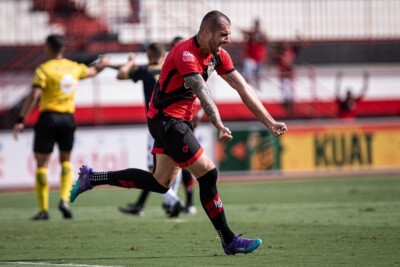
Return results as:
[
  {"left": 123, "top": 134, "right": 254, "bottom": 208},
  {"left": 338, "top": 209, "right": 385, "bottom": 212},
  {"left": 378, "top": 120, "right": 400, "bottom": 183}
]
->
[
  {"left": 60, "top": 161, "right": 73, "bottom": 202},
  {"left": 90, "top": 169, "right": 168, "bottom": 194},
  {"left": 197, "top": 168, "right": 235, "bottom": 248},
  {"left": 35, "top": 167, "right": 49, "bottom": 212}
]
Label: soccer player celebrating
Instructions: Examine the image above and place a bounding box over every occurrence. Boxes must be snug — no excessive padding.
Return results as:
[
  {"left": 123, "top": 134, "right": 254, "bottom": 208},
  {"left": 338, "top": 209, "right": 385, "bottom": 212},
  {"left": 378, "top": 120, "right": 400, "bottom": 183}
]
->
[
  {"left": 108, "top": 43, "right": 186, "bottom": 217},
  {"left": 12, "top": 34, "right": 109, "bottom": 220},
  {"left": 70, "top": 10, "right": 287, "bottom": 255}
]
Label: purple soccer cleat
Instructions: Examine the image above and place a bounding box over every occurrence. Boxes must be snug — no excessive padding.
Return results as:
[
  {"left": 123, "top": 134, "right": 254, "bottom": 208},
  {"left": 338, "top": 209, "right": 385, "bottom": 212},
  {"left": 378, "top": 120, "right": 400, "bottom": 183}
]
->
[
  {"left": 69, "top": 165, "right": 94, "bottom": 203},
  {"left": 224, "top": 234, "right": 263, "bottom": 255}
]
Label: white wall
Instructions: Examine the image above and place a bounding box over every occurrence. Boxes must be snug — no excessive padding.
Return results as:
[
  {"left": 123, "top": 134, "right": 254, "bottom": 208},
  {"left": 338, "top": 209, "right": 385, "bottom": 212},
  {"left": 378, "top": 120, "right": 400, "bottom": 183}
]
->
[{"left": 0, "top": 124, "right": 215, "bottom": 189}]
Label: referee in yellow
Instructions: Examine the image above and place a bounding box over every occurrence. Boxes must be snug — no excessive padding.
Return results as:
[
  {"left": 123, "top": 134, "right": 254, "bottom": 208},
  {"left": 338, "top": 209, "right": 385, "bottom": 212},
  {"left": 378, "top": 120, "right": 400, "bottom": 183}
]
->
[{"left": 12, "top": 34, "right": 109, "bottom": 220}]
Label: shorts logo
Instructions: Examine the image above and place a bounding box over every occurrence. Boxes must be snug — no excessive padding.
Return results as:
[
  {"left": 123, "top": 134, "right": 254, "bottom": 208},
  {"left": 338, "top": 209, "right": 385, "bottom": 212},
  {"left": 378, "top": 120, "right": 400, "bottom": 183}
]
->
[
  {"left": 182, "top": 145, "right": 189, "bottom": 153},
  {"left": 182, "top": 51, "right": 195, "bottom": 62}
]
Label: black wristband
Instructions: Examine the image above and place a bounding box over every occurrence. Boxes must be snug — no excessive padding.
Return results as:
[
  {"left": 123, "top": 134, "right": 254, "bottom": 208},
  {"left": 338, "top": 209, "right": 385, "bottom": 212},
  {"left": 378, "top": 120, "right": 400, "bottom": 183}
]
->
[{"left": 16, "top": 116, "right": 24, "bottom": 124}]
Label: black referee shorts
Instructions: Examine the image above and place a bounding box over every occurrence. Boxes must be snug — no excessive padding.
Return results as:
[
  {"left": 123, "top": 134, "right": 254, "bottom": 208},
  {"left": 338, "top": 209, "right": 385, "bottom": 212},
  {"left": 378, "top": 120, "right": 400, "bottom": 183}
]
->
[
  {"left": 147, "top": 116, "right": 203, "bottom": 167},
  {"left": 34, "top": 112, "right": 76, "bottom": 154}
]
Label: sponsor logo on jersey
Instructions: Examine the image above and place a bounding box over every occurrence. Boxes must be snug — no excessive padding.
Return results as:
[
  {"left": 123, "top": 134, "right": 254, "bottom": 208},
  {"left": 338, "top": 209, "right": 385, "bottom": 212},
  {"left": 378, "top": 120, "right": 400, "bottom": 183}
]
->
[
  {"left": 60, "top": 74, "right": 77, "bottom": 94},
  {"left": 182, "top": 51, "right": 195, "bottom": 62}
]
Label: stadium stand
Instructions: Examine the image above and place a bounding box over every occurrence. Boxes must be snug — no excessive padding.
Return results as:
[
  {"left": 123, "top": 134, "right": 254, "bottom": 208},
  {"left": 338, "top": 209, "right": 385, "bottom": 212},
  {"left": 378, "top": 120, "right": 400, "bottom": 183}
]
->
[{"left": 1, "top": 0, "right": 400, "bottom": 128}]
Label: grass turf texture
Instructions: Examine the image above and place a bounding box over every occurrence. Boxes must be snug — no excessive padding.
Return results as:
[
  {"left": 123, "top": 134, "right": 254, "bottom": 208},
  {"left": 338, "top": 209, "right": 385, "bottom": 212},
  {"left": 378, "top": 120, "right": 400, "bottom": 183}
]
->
[{"left": 0, "top": 175, "right": 399, "bottom": 267}]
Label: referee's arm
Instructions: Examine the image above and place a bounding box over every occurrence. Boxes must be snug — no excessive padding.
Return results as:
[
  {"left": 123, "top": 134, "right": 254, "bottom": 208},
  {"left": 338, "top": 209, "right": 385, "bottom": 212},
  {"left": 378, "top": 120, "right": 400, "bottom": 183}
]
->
[{"left": 13, "top": 86, "right": 42, "bottom": 140}]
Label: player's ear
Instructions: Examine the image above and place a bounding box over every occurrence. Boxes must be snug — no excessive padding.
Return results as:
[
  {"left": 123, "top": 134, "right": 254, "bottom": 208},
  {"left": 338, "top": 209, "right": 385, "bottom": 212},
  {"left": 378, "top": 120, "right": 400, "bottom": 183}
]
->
[{"left": 204, "top": 26, "right": 213, "bottom": 39}]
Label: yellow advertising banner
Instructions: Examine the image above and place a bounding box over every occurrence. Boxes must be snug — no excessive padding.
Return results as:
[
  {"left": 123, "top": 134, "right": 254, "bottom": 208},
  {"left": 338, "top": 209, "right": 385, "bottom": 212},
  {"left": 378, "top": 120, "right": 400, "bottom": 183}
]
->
[{"left": 280, "top": 121, "right": 400, "bottom": 171}]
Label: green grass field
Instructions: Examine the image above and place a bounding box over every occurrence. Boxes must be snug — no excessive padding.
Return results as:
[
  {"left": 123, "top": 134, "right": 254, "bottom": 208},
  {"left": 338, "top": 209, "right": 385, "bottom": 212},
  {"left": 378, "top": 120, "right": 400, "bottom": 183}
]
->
[{"left": 1, "top": 175, "right": 400, "bottom": 267}]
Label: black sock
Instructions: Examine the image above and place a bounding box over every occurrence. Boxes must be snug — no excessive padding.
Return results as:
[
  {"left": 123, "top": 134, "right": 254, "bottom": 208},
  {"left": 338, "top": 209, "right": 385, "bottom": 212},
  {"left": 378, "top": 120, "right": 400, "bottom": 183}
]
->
[
  {"left": 182, "top": 169, "right": 194, "bottom": 206},
  {"left": 136, "top": 190, "right": 150, "bottom": 207},
  {"left": 197, "top": 168, "right": 234, "bottom": 247},
  {"left": 90, "top": 169, "right": 168, "bottom": 194}
]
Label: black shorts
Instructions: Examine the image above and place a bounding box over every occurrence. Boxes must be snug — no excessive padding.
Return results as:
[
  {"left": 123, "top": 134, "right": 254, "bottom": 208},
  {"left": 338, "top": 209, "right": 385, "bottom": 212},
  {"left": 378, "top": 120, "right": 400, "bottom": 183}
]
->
[
  {"left": 34, "top": 112, "right": 76, "bottom": 154},
  {"left": 147, "top": 116, "right": 203, "bottom": 167}
]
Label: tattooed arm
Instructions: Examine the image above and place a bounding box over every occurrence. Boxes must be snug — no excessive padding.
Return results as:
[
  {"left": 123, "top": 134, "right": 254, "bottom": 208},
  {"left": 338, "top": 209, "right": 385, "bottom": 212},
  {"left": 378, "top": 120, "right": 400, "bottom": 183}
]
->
[
  {"left": 184, "top": 74, "right": 233, "bottom": 143},
  {"left": 221, "top": 70, "right": 287, "bottom": 137}
]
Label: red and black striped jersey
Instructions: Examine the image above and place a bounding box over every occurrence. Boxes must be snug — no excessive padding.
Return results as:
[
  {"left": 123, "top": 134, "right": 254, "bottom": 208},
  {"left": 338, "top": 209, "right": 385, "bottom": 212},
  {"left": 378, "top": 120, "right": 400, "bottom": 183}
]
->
[{"left": 147, "top": 36, "right": 235, "bottom": 121}]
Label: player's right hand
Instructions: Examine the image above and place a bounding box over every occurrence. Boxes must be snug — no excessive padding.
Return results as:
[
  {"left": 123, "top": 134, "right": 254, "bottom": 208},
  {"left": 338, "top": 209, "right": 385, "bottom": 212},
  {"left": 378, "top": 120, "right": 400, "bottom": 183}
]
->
[{"left": 12, "top": 123, "right": 24, "bottom": 140}]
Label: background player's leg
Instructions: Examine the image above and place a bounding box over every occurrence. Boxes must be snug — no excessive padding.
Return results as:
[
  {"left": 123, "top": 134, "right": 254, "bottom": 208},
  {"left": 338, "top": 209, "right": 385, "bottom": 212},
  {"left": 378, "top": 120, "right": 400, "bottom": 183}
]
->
[{"left": 181, "top": 168, "right": 196, "bottom": 214}]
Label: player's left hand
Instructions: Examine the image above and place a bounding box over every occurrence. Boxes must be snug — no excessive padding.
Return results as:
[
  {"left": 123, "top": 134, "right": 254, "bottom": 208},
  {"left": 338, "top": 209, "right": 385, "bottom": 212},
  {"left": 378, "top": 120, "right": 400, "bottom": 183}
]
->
[
  {"left": 218, "top": 126, "right": 233, "bottom": 143},
  {"left": 269, "top": 122, "right": 288, "bottom": 137}
]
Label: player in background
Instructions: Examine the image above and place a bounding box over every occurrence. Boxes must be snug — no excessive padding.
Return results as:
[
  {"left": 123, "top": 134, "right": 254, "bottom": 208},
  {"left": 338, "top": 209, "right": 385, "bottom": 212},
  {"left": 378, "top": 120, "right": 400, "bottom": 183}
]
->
[
  {"left": 273, "top": 35, "right": 307, "bottom": 116},
  {"left": 241, "top": 18, "right": 269, "bottom": 91},
  {"left": 70, "top": 11, "right": 287, "bottom": 255},
  {"left": 107, "top": 43, "right": 185, "bottom": 217},
  {"left": 12, "top": 34, "right": 109, "bottom": 220},
  {"left": 335, "top": 71, "right": 369, "bottom": 119}
]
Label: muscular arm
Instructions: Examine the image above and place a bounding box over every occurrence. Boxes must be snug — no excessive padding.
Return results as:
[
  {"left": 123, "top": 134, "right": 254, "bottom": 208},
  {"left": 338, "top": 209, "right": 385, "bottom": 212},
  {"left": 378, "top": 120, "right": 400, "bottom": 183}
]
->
[
  {"left": 184, "top": 74, "right": 232, "bottom": 142},
  {"left": 222, "top": 70, "right": 287, "bottom": 136},
  {"left": 184, "top": 74, "right": 223, "bottom": 129}
]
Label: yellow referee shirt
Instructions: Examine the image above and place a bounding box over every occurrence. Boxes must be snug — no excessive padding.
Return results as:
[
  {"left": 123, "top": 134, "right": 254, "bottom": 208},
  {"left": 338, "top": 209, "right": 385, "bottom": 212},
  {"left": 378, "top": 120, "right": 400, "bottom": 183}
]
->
[{"left": 32, "top": 58, "right": 89, "bottom": 113}]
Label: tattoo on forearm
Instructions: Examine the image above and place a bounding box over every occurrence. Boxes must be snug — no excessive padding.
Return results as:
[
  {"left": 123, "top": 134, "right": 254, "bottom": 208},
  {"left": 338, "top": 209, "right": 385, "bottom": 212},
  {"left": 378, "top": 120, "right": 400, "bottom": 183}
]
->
[{"left": 185, "top": 75, "right": 222, "bottom": 125}]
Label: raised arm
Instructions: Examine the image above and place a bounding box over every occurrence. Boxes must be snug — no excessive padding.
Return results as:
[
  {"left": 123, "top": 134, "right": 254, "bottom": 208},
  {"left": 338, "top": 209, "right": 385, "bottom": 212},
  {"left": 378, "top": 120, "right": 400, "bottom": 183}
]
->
[
  {"left": 184, "top": 74, "right": 232, "bottom": 143},
  {"left": 335, "top": 72, "right": 343, "bottom": 99},
  {"left": 358, "top": 71, "right": 369, "bottom": 100},
  {"left": 116, "top": 53, "right": 138, "bottom": 80},
  {"left": 221, "top": 70, "right": 287, "bottom": 137},
  {"left": 85, "top": 55, "right": 110, "bottom": 78}
]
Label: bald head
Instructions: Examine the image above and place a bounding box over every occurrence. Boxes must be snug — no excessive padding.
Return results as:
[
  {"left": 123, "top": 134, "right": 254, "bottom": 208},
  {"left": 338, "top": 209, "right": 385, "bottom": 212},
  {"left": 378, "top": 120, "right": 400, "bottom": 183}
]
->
[{"left": 199, "top": 10, "right": 231, "bottom": 32}]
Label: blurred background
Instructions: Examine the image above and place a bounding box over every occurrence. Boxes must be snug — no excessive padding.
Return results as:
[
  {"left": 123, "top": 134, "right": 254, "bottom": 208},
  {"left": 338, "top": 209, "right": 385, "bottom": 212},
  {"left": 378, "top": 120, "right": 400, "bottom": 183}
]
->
[{"left": 0, "top": 0, "right": 399, "bottom": 189}]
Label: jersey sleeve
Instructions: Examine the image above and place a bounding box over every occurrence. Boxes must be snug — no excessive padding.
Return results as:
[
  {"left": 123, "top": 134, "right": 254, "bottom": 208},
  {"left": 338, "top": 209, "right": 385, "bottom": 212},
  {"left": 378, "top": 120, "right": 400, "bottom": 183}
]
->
[
  {"left": 173, "top": 49, "right": 200, "bottom": 77},
  {"left": 32, "top": 67, "right": 46, "bottom": 88},
  {"left": 77, "top": 63, "right": 89, "bottom": 79},
  {"left": 216, "top": 49, "right": 235, "bottom": 75},
  {"left": 129, "top": 66, "right": 145, "bottom": 82}
]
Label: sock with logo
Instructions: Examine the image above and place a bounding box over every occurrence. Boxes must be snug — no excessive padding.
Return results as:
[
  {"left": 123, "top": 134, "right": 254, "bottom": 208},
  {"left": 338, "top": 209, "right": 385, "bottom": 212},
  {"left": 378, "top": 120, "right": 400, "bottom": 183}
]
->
[
  {"left": 60, "top": 161, "right": 73, "bottom": 202},
  {"left": 35, "top": 167, "right": 49, "bottom": 212},
  {"left": 90, "top": 168, "right": 168, "bottom": 194},
  {"left": 197, "top": 168, "right": 234, "bottom": 247}
]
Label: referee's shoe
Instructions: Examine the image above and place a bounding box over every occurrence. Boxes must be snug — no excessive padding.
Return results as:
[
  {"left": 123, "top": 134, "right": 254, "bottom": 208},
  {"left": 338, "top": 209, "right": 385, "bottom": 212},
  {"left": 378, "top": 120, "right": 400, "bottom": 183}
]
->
[{"left": 59, "top": 200, "right": 73, "bottom": 219}]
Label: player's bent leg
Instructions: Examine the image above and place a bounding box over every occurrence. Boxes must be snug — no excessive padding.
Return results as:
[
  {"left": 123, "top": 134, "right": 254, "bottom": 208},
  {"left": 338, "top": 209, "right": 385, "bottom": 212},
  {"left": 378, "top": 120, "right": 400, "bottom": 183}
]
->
[
  {"left": 152, "top": 153, "right": 180, "bottom": 188},
  {"left": 70, "top": 154, "right": 179, "bottom": 203}
]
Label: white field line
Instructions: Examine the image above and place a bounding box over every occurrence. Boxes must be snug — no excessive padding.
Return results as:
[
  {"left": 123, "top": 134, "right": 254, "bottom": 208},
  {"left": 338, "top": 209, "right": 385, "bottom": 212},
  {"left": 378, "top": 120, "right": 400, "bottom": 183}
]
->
[{"left": 0, "top": 262, "right": 124, "bottom": 267}]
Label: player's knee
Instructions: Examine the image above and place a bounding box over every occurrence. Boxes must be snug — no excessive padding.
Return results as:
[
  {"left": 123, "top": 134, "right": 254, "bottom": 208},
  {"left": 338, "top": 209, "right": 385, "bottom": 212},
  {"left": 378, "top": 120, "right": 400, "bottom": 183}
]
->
[
  {"left": 197, "top": 168, "right": 218, "bottom": 188},
  {"left": 159, "top": 186, "right": 169, "bottom": 194}
]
